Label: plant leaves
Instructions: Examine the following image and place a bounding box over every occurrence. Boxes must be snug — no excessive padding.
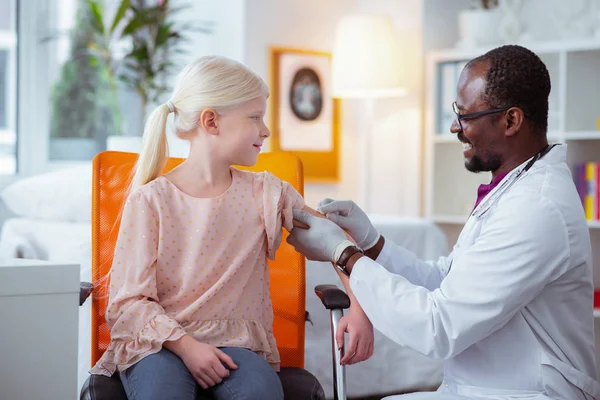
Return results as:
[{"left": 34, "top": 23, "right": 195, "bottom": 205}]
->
[
  {"left": 121, "top": 10, "right": 152, "bottom": 36},
  {"left": 126, "top": 45, "right": 149, "bottom": 62},
  {"left": 155, "top": 24, "right": 171, "bottom": 47},
  {"left": 110, "top": 0, "right": 130, "bottom": 33},
  {"left": 88, "top": 0, "right": 105, "bottom": 35}
]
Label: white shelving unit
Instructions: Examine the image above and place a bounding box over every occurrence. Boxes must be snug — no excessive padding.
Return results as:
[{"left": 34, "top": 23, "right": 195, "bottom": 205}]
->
[{"left": 424, "top": 39, "right": 600, "bottom": 286}]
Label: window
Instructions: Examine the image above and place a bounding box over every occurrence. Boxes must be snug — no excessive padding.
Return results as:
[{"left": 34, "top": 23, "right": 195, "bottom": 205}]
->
[
  {"left": 17, "top": 0, "right": 142, "bottom": 175},
  {"left": 47, "top": 0, "right": 102, "bottom": 162},
  {"left": 15, "top": 0, "right": 96, "bottom": 178},
  {"left": 11, "top": 0, "right": 234, "bottom": 178},
  {"left": 0, "top": 0, "right": 17, "bottom": 175}
]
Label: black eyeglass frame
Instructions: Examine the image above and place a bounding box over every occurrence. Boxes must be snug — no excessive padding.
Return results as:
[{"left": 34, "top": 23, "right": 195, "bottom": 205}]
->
[{"left": 452, "top": 101, "right": 510, "bottom": 132}]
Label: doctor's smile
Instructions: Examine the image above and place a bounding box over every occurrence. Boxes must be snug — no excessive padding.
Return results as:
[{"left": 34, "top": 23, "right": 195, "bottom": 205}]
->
[{"left": 457, "top": 132, "right": 473, "bottom": 158}]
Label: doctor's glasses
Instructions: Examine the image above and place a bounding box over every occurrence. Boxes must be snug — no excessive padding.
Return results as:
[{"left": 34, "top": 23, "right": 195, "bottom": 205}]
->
[{"left": 452, "top": 101, "right": 510, "bottom": 132}]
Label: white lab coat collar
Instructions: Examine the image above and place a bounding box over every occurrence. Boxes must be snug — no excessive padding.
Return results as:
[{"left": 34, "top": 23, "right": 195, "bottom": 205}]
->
[
  {"left": 530, "top": 142, "right": 566, "bottom": 169},
  {"left": 471, "top": 143, "right": 565, "bottom": 220}
]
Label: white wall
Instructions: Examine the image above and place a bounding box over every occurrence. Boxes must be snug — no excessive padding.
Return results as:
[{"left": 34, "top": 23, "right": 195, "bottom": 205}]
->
[
  {"left": 355, "top": 0, "right": 424, "bottom": 216},
  {"left": 244, "top": 0, "right": 423, "bottom": 216}
]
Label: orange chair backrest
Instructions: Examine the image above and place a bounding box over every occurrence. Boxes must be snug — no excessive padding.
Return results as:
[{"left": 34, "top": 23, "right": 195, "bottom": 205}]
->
[{"left": 91, "top": 151, "right": 306, "bottom": 369}]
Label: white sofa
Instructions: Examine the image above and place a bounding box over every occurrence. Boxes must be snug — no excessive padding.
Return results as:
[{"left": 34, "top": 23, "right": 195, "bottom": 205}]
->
[{"left": 0, "top": 166, "right": 447, "bottom": 398}]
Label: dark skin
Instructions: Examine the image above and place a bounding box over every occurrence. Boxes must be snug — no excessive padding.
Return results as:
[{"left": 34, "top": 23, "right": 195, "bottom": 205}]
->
[
  {"left": 344, "top": 235, "right": 385, "bottom": 273},
  {"left": 345, "top": 60, "right": 550, "bottom": 274},
  {"left": 452, "top": 60, "right": 548, "bottom": 178}
]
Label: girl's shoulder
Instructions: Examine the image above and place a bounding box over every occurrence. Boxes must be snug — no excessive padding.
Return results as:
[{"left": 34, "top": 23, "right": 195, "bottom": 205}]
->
[
  {"left": 233, "top": 168, "right": 280, "bottom": 184},
  {"left": 232, "top": 167, "right": 266, "bottom": 179},
  {"left": 232, "top": 168, "right": 282, "bottom": 189},
  {"left": 123, "top": 178, "right": 168, "bottom": 213},
  {"left": 135, "top": 177, "right": 167, "bottom": 199}
]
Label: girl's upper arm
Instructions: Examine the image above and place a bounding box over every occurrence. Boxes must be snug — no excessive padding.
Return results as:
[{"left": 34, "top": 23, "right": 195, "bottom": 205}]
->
[{"left": 297, "top": 205, "right": 357, "bottom": 245}]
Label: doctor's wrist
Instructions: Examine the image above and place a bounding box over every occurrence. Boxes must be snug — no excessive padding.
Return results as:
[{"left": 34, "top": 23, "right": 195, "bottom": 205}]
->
[
  {"left": 345, "top": 252, "right": 364, "bottom": 275},
  {"left": 364, "top": 235, "right": 385, "bottom": 261}
]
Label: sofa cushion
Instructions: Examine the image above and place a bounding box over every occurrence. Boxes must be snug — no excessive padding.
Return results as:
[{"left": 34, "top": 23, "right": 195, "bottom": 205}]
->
[{"left": 0, "top": 164, "right": 92, "bottom": 223}]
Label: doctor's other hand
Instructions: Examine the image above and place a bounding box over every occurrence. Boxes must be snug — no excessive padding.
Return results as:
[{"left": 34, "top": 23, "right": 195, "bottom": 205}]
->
[
  {"left": 317, "top": 199, "right": 380, "bottom": 250},
  {"left": 288, "top": 209, "right": 353, "bottom": 263}
]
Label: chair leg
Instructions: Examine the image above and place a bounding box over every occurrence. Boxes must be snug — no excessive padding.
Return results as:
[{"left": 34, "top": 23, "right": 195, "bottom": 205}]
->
[{"left": 329, "top": 308, "right": 347, "bottom": 400}]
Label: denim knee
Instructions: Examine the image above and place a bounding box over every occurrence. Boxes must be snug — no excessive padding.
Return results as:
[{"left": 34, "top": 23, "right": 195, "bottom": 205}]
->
[
  {"left": 120, "top": 348, "right": 198, "bottom": 400},
  {"left": 214, "top": 347, "right": 284, "bottom": 400}
]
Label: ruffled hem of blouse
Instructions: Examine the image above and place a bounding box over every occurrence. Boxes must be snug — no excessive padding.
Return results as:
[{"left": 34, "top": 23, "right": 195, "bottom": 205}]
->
[
  {"left": 89, "top": 314, "right": 186, "bottom": 377},
  {"left": 184, "top": 318, "right": 281, "bottom": 370}
]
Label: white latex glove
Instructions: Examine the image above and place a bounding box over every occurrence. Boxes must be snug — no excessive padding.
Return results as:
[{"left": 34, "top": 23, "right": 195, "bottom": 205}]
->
[
  {"left": 317, "top": 198, "right": 380, "bottom": 250},
  {"left": 287, "top": 209, "right": 354, "bottom": 263}
]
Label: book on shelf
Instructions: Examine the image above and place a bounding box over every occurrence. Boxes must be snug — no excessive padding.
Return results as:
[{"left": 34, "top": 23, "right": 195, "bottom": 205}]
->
[
  {"left": 575, "top": 162, "right": 600, "bottom": 221},
  {"left": 436, "top": 60, "right": 468, "bottom": 134}
]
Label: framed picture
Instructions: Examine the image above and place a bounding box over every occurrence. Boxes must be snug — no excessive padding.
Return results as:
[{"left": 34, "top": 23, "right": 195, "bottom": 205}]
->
[{"left": 268, "top": 47, "right": 340, "bottom": 182}]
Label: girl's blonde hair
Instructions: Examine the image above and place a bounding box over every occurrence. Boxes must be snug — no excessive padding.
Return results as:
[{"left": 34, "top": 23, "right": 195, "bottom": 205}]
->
[{"left": 131, "top": 55, "right": 270, "bottom": 189}]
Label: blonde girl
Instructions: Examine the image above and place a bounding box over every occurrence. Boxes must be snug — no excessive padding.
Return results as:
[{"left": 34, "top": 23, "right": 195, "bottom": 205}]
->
[{"left": 89, "top": 56, "right": 373, "bottom": 400}]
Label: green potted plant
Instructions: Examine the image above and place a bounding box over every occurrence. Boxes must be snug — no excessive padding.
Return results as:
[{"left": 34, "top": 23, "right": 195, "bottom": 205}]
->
[
  {"left": 48, "top": 3, "right": 121, "bottom": 160},
  {"left": 87, "top": 0, "right": 209, "bottom": 150}
]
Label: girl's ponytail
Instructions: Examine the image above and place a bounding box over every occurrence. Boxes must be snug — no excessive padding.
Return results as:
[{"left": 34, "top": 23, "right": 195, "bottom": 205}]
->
[{"left": 131, "top": 103, "right": 171, "bottom": 189}]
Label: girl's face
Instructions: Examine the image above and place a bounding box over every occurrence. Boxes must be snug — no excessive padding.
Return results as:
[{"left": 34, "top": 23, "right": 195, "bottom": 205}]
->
[{"left": 216, "top": 96, "right": 270, "bottom": 166}]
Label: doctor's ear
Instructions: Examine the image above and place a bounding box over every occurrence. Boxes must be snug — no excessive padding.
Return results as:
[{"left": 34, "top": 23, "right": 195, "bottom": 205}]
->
[
  {"left": 200, "top": 109, "right": 220, "bottom": 135},
  {"left": 504, "top": 107, "right": 525, "bottom": 137}
]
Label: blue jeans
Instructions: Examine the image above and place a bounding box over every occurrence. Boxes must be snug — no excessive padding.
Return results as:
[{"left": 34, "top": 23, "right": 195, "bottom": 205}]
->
[{"left": 120, "top": 347, "right": 284, "bottom": 400}]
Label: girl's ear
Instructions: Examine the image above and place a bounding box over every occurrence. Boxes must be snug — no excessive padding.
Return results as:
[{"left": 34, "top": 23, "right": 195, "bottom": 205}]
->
[{"left": 200, "top": 109, "right": 219, "bottom": 135}]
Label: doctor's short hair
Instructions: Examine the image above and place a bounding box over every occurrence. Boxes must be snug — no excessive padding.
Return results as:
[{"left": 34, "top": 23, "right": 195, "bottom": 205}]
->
[{"left": 468, "top": 45, "right": 551, "bottom": 136}]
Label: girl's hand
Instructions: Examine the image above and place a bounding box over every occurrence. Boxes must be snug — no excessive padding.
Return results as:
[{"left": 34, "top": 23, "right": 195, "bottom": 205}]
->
[
  {"left": 166, "top": 335, "right": 238, "bottom": 389},
  {"left": 336, "top": 307, "right": 375, "bottom": 365}
]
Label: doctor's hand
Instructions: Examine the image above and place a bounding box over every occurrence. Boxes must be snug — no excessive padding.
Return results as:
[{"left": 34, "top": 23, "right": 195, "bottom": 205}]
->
[
  {"left": 288, "top": 209, "right": 354, "bottom": 263},
  {"left": 317, "top": 199, "right": 380, "bottom": 250}
]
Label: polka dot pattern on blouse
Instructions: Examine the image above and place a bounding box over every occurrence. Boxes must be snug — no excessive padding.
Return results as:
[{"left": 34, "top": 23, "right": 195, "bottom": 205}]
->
[{"left": 90, "top": 168, "right": 305, "bottom": 377}]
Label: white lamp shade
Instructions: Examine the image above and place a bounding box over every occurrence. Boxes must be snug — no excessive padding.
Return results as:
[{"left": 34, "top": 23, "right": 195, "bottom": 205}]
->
[{"left": 331, "top": 15, "right": 406, "bottom": 98}]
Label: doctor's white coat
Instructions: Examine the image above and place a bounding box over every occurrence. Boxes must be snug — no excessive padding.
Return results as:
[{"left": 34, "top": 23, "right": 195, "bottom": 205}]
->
[{"left": 350, "top": 145, "right": 600, "bottom": 399}]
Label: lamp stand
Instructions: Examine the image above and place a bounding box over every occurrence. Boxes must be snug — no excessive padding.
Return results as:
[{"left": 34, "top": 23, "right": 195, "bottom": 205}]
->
[{"left": 360, "top": 97, "right": 376, "bottom": 214}]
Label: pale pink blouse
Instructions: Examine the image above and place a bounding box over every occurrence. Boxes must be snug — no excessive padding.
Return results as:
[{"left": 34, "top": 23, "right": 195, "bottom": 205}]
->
[{"left": 90, "top": 168, "right": 305, "bottom": 377}]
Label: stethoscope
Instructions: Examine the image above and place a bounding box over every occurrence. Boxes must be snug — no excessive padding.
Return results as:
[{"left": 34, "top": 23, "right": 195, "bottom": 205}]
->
[
  {"left": 446, "top": 143, "right": 559, "bottom": 273},
  {"left": 470, "top": 143, "right": 558, "bottom": 220}
]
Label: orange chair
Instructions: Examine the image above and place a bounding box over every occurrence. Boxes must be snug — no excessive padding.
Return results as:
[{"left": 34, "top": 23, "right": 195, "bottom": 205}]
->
[{"left": 79, "top": 151, "right": 351, "bottom": 400}]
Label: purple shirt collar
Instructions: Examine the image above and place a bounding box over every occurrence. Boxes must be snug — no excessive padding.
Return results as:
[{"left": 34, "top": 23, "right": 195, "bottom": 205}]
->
[{"left": 473, "top": 172, "right": 509, "bottom": 211}]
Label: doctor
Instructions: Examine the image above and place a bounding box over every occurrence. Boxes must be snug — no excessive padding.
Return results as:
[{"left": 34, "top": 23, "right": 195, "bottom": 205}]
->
[{"left": 288, "top": 45, "right": 600, "bottom": 400}]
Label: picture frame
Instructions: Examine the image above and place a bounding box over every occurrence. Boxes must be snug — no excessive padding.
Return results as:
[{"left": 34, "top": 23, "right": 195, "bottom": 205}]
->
[{"left": 268, "top": 47, "right": 340, "bottom": 183}]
